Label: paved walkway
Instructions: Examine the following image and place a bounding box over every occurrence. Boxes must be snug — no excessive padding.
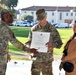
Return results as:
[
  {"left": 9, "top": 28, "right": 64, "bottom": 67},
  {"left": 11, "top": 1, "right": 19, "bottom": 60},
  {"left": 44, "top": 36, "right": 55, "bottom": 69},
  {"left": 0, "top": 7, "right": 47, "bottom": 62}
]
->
[
  {"left": 7, "top": 53, "right": 64, "bottom": 75},
  {"left": 6, "top": 60, "right": 65, "bottom": 75}
]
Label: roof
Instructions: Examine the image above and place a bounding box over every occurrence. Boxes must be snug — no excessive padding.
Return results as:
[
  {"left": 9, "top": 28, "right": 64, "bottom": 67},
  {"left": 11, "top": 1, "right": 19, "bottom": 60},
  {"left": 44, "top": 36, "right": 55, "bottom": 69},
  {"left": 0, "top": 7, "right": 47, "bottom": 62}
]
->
[{"left": 21, "top": 6, "right": 76, "bottom": 12}]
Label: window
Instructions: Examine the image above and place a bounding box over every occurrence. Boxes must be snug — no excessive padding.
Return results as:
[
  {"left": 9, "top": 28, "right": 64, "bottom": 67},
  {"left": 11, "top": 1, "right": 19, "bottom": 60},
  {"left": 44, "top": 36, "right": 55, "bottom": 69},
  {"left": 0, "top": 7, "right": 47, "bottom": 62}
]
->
[
  {"left": 66, "top": 13, "right": 68, "bottom": 16},
  {"left": 52, "top": 12, "right": 54, "bottom": 16},
  {"left": 71, "top": 13, "right": 73, "bottom": 16},
  {"left": 31, "top": 12, "right": 34, "bottom": 14},
  {"left": 52, "top": 20, "right": 54, "bottom": 23}
]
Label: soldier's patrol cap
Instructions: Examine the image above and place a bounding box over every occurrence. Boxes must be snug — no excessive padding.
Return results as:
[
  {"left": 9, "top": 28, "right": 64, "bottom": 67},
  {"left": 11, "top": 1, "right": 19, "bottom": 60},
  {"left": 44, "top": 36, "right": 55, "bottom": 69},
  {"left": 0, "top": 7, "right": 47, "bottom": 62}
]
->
[
  {"left": 1, "top": 9, "right": 13, "bottom": 17},
  {"left": 36, "top": 9, "right": 46, "bottom": 20}
]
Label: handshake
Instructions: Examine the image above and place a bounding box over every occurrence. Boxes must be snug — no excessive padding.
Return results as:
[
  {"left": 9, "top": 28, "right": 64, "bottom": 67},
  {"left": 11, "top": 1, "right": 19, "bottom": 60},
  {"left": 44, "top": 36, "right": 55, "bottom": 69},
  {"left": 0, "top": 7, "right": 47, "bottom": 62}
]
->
[
  {"left": 28, "top": 48, "right": 39, "bottom": 54},
  {"left": 7, "top": 48, "right": 39, "bottom": 62},
  {"left": 23, "top": 45, "right": 39, "bottom": 54}
]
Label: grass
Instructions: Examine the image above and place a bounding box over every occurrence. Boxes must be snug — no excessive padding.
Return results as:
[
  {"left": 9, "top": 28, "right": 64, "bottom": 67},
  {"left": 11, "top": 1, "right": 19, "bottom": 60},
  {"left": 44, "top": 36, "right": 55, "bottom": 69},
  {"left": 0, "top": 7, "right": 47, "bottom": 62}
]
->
[
  {"left": 54, "top": 28, "right": 73, "bottom": 55},
  {"left": 9, "top": 26, "right": 30, "bottom": 54},
  {"left": 9, "top": 26, "right": 73, "bottom": 59}
]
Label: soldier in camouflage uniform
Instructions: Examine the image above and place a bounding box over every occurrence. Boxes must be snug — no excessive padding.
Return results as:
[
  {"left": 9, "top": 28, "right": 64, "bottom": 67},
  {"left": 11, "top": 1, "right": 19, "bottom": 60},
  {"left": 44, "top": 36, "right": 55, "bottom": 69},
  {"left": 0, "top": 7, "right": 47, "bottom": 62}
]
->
[
  {"left": 25, "top": 9, "right": 63, "bottom": 75},
  {"left": 0, "top": 9, "right": 37, "bottom": 75}
]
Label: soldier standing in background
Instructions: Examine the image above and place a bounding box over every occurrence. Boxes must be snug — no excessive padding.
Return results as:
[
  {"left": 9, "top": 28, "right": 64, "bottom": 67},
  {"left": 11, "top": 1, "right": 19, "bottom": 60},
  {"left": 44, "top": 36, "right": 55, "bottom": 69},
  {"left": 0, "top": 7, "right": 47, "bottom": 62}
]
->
[
  {"left": 25, "top": 9, "right": 63, "bottom": 75},
  {"left": 0, "top": 9, "right": 38, "bottom": 75}
]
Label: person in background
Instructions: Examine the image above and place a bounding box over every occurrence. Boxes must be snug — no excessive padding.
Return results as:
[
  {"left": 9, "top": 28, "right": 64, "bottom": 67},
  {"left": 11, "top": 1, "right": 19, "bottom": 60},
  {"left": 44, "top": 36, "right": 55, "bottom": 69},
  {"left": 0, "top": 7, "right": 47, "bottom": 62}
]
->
[
  {"left": 25, "top": 9, "right": 63, "bottom": 75},
  {"left": 60, "top": 21, "right": 76, "bottom": 75},
  {"left": 0, "top": 9, "right": 37, "bottom": 75}
]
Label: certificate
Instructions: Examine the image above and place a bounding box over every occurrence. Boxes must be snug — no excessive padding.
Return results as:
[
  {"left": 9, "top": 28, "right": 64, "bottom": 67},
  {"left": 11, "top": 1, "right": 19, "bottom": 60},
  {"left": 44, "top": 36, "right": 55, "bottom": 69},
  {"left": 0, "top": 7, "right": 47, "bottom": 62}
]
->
[{"left": 30, "top": 32, "right": 50, "bottom": 52}]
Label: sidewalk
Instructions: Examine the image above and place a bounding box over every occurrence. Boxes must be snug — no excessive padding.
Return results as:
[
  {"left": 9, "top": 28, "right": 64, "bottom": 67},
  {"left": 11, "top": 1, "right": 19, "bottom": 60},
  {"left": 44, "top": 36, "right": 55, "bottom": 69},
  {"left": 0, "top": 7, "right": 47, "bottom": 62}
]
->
[
  {"left": 6, "top": 60, "right": 65, "bottom": 75},
  {"left": 6, "top": 53, "right": 65, "bottom": 75}
]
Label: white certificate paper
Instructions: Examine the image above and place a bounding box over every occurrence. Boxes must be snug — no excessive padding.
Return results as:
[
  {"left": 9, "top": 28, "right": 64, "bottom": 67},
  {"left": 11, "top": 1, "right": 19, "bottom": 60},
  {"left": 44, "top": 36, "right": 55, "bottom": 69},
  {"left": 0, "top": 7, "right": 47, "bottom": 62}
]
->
[{"left": 30, "top": 32, "right": 50, "bottom": 52}]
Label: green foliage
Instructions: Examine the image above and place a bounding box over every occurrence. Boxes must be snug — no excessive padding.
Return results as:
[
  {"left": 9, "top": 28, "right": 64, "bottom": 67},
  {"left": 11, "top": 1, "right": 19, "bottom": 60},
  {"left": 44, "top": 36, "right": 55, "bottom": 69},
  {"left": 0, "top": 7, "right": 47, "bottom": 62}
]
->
[
  {"left": 20, "top": 13, "right": 33, "bottom": 21},
  {"left": 7, "top": 0, "right": 18, "bottom": 9},
  {"left": 10, "top": 26, "right": 30, "bottom": 37},
  {"left": 0, "top": 0, "right": 7, "bottom": 9},
  {"left": 10, "top": 9, "right": 17, "bottom": 18},
  {"left": 9, "top": 26, "right": 31, "bottom": 54},
  {"left": 0, "top": 0, "right": 6, "bottom": 5},
  {"left": 20, "top": 13, "right": 27, "bottom": 21},
  {"left": 54, "top": 28, "right": 73, "bottom": 55},
  {"left": 24, "top": 15, "right": 33, "bottom": 21}
]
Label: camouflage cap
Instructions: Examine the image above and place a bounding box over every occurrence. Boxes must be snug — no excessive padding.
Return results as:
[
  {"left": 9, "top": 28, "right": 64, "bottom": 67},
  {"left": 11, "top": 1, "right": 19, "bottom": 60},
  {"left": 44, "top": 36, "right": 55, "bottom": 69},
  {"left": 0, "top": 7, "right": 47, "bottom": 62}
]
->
[
  {"left": 36, "top": 9, "right": 46, "bottom": 20},
  {"left": 1, "top": 9, "right": 13, "bottom": 16}
]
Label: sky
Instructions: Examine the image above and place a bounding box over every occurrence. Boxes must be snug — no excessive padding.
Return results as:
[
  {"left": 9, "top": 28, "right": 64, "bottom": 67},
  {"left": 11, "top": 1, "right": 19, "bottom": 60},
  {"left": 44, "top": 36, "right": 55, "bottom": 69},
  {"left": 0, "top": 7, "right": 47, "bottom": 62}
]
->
[{"left": 15, "top": 0, "right": 76, "bottom": 9}]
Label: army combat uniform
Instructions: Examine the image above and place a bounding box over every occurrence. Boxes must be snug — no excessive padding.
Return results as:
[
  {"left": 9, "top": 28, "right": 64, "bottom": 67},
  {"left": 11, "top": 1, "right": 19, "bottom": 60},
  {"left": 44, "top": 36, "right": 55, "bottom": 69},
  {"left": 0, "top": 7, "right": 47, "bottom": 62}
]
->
[
  {"left": 0, "top": 21, "right": 29, "bottom": 75},
  {"left": 25, "top": 22, "right": 62, "bottom": 75}
]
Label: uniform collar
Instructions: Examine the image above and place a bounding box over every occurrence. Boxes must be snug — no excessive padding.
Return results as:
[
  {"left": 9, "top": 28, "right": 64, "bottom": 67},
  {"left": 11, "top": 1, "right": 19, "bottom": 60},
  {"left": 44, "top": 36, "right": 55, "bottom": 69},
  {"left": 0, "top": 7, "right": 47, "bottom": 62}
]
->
[{"left": 39, "top": 22, "right": 49, "bottom": 29}]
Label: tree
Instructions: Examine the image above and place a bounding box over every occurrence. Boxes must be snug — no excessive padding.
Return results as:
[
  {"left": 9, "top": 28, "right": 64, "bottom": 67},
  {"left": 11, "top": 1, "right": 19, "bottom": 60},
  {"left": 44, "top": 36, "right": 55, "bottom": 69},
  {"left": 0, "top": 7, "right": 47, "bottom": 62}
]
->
[
  {"left": 0, "top": 0, "right": 7, "bottom": 8},
  {"left": 20, "top": 13, "right": 27, "bottom": 21},
  {"left": 20, "top": 13, "right": 33, "bottom": 21},
  {"left": 5, "top": 0, "right": 18, "bottom": 19},
  {"left": 0, "top": 0, "right": 6, "bottom": 4},
  {"left": 7, "top": 0, "right": 18, "bottom": 9},
  {"left": 24, "top": 15, "right": 33, "bottom": 21}
]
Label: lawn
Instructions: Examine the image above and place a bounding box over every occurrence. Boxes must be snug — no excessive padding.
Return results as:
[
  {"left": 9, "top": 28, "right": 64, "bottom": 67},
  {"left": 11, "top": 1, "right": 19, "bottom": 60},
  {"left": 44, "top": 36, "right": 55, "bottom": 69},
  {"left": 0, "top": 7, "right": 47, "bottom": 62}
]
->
[
  {"left": 9, "top": 26, "right": 30, "bottom": 54},
  {"left": 54, "top": 28, "right": 73, "bottom": 55},
  {"left": 9, "top": 26, "right": 73, "bottom": 56}
]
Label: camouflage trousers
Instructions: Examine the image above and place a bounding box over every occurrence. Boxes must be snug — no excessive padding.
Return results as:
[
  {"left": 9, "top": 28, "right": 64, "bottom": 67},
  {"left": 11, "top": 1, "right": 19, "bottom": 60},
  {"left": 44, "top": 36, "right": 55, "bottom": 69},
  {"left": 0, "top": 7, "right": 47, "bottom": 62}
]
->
[
  {"left": 0, "top": 55, "right": 7, "bottom": 75},
  {"left": 0, "top": 62, "right": 7, "bottom": 75},
  {"left": 31, "top": 61, "right": 53, "bottom": 75}
]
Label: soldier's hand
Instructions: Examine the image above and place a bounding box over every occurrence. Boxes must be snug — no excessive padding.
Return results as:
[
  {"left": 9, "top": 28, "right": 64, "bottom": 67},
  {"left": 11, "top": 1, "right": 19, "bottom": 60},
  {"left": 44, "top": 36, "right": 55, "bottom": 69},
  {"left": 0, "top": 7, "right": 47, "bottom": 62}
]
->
[
  {"left": 46, "top": 42, "right": 52, "bottom": 50},
  {"left": 7, "top": 54, "right": 11, "bottom": 62},
  {"left": 28, "top": 48, "right": 39, "bottom": 54}
]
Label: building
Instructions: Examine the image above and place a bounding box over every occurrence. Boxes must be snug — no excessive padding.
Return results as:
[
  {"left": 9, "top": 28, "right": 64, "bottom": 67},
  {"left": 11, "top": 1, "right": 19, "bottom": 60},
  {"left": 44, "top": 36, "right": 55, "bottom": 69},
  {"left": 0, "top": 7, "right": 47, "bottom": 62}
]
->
[{"left": 21, "top": 6, "right": 76, "bottom": 24}]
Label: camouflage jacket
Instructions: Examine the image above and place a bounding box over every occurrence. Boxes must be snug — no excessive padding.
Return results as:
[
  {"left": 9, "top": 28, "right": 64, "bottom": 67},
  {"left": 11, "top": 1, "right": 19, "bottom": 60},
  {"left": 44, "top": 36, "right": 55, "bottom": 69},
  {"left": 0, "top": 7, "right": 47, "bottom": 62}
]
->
[
  {"left": 25, "top": 22, "right": 63, "bottom": 62},
  {"left": 26, "top": 22, "right": 62, "bottom": 48},
  {"left": 0, "top": 21, "right": 30, "bottom": 56}
]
